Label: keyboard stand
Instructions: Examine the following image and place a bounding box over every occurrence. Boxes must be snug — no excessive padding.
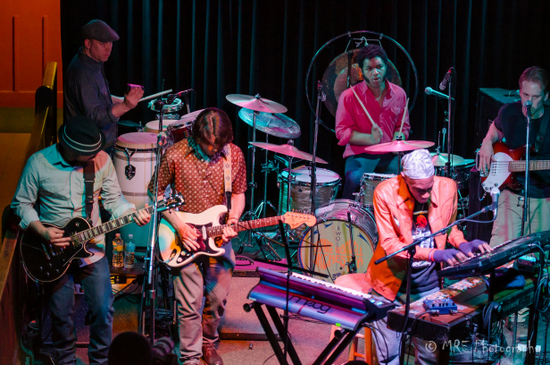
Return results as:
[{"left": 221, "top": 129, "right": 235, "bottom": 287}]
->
[{"left": 251, "top": 302, "right": 366, "bottom": 365}]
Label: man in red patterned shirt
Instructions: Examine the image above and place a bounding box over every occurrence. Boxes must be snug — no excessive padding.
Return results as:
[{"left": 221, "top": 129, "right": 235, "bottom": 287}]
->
[
  {"left": 335, "top": 44, "right": 410, "bottom": 199},
  {"left": 148, "top": 108, "right": 246, "bottom": 365}
]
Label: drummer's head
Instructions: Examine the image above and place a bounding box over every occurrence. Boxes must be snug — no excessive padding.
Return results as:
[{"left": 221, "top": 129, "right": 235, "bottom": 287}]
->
[
  {"left": 401, "top": 149, "right": 435, "bottom": 204},
  {"left": 356, "top": 45, "right": 388, "bottom": 89},
  {"left": 192, "top": 108, "right": 234, "bottom": 157}
]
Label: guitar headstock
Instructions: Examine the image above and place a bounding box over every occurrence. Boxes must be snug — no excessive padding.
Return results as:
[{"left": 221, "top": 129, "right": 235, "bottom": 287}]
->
[
  {"left": 283, "top": 211, "right": 317, "bottom": 229},
  {"left": 159, "top": 192, "right": 185, "bottom": 212}
]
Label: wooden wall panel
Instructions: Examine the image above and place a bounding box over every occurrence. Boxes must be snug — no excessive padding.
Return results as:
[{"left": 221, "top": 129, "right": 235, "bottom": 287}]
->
[{"left": 0, "top": 0, "right": 63, "bottom": 108}]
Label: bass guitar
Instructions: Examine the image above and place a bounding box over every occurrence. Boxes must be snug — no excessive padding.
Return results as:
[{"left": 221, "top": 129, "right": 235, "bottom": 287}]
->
[
  {"left": 158, "top": 205, "right": 316, "bottom": 268},
  {"left": 20, "top": 194, "right": 184, "bottom": 282},
  {"left": 481, "top": 141, "right": 550, "bottom": 192}
]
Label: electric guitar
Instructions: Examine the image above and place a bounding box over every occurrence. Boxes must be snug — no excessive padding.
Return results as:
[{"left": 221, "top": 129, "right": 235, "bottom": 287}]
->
[
  {"left": 480, "top": 141, "right": 550, "bottom": 192},
  {"left": 158, "top": 205, "right": 316, "bottom": 268},
  {"left": 20, "top": 194, "right": 184, "bottom": 283}
]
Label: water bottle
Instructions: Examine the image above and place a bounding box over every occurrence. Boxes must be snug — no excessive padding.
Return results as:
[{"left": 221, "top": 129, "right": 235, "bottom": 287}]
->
[
  {"left": 124, "top": 234, "right": 136, "bottom": 269},
  {"left": 112, "top": 233, "right": 124, "bottom": 268}
]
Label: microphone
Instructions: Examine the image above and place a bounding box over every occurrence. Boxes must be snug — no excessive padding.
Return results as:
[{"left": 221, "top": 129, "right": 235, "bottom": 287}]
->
[
  {"left": 167, "top": 89, "right": 194, "bottom": 104},
  {"left": 425, "top": 87, "right": 454, "bottom": 101},
  {"left": 524, "top": 100, "right": 532, "bottom": 120},
  {"left": 439, "top": 68, "right": 453, "bottom": 91},
  {"left": 490, "top": 187, "right": 500, "bottom": 218}
]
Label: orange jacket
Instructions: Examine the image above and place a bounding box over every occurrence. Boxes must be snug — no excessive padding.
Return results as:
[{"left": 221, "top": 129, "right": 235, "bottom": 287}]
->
[{"left": 365, "top": 175, "right": 466, "bottom": 301}]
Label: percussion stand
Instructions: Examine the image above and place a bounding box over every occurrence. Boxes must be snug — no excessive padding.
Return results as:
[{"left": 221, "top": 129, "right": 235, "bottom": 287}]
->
[{"left": 238, "top": 110, "right": 281, "bottom": 260}]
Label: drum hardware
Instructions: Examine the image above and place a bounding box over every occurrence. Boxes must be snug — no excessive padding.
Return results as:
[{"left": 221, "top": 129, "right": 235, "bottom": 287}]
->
[{"left": 123, "top": 148, "right": 137, "bottom": 179}]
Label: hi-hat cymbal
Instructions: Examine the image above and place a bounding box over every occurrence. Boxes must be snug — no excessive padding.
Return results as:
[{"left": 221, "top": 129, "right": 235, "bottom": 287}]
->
[
  {"left": 117, "top": 120, "right": 143, "bottom": 129},
  {"left": 238, "top": 109, "right": 301, "bottom": 139},
  {"left": 431, "top": 153, "right": 468, "bottom": 167},
  {"left": 250, "top": 142, "right": 327, "bottom": 164},
  {"left": 363, "top": 140, "right": 435, "bottom": 154},
  {"left": 226, "top": 94, "right": 288, "bottom": 114}
]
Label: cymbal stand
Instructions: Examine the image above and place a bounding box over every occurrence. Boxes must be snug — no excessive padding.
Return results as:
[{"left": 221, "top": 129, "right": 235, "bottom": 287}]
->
[{"left": 254, "top": 135, "right": 278, "bottom": 219}]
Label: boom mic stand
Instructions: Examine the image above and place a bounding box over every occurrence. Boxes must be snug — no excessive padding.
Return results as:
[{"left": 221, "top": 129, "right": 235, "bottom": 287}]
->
[
  {"left": 309, "top": 81, "right": 325, "bottom": 274},
  {"left": 521, "top": 100, "right": 532, "bottom": 236},
  {"left": 139, "top": 98, "right": 168, "bottom": 344}
]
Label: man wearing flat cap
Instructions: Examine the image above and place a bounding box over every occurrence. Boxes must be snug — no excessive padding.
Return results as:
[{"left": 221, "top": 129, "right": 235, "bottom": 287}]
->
[
  {"left": 64, "top": 19, "right": 144, "bottom": 152},
  {"left": 361, "top": 149, "right": 491, "bottom": 364},
  {"left": 11, "top": 117, "right": 151, "bottom": 364}
]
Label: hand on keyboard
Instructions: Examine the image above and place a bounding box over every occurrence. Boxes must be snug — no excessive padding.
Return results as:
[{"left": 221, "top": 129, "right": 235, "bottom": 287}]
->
[
  {"left": 458, "top": 239, "right": 492, "bottom": 257},
  {"left": 433, "top": 249, "right": 467, "bottom": 266}
]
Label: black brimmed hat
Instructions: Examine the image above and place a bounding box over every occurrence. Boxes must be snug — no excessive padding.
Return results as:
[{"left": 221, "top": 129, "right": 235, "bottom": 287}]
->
[
  {"left": 58, "top": 116, "right": 106, "bottom": 156},
  {"left": 82, "top": 19, "right": 119, "bottom": 43}
]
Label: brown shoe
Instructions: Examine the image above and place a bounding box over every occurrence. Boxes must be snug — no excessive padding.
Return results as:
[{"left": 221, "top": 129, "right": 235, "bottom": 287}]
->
[{"left": 202, "top": 345, "right": 223, "bottom": 365}]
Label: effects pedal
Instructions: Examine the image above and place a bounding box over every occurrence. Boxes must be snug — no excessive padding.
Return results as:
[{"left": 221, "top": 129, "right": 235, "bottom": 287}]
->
[{"left": 422, "top": 298, "right": 457, "bottom": 315}]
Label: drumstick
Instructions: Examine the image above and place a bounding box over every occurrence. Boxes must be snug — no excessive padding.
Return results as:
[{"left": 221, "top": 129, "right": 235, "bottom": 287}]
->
[
  {"left": 351, "top": 87, "right": 379, "bottom": 130},
  {"left": 139, "top": 89, "right": 173, "bottom": 102},
  {"left": 398, "top": 98, "right": 409, "bottom": 138}
]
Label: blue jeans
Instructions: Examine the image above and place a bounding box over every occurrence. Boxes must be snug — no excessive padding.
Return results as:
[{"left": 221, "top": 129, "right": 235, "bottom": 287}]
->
[
  {"left": 343, "top": 153, "right": 399, "bottom": 200},
  {"left": 46, "top": 256, "right": 114, "bottom": 365}
]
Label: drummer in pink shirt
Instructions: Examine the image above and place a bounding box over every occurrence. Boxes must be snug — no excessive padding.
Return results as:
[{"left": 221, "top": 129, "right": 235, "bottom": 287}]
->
[{"left": 335, "top": 44, "right": 410, "bottom": 199}]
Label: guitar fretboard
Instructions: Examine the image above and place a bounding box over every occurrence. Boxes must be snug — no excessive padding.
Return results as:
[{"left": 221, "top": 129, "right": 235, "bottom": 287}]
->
[
  {"left": 509, "top": 160, "right": 550, "bottom": 172},
  {"left": 75, "top": 205, "right": 158, "bottom": 244},
  {"left": 207, "top": 216, "right": 286, "bottom": 237}
]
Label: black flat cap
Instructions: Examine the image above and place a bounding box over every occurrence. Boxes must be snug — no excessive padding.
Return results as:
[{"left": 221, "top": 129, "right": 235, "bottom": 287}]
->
[
  {"left": 82, "top": 19, "right": 119, "bottom": 42},
  {"left": 58, "top": 116, "right": 106, "bottom": 155}
]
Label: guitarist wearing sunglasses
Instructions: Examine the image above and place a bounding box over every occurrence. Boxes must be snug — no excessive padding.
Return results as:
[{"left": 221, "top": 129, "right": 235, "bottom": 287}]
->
[
  {"left": 11, "top": 117, "right": 151, "bottom": 364},
  {"left": 478, "top": 66, "right": 550, "bottom": 248}
]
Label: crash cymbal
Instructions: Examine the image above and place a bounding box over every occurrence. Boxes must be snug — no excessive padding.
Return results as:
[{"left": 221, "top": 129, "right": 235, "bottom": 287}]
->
[
  {"left": 238, "top": 109, "right": 301, "bottom": 139},
  {"left": 226, "top": 94, "right": 288, "bottom": 114},
  {"left": 321, "top": 48, "right": 402, "bottom": 117},
  {"left": 430, "top": 153, "right": 469, "bottom": 167},
  {"left": 250, "top": 142, "right": 328, "bottom": 164},
  {"left": 117, "top": 120, "right": 143, "bottom": 129},
  {"left": 179, "top": 109, "right": 205, "bottom": 123},
  {"left": 363, "top": 140, "right": 434, "bottom": 154}
]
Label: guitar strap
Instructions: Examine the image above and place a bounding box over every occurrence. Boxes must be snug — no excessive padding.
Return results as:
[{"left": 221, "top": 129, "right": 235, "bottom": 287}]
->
[
  {"left": 534, "top": 107, "right": 550, "bottom": 153},
  {"left": 222, "top": 144, "right": 232, "bottom": 211},
  {"left": 84, "top": 161, "right": 95, "bottom": 224}
]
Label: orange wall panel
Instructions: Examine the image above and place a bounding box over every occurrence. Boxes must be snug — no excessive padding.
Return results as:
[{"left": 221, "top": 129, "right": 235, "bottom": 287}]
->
[{"left": 0, "top": 0, "right": 63, "bottom": 107}]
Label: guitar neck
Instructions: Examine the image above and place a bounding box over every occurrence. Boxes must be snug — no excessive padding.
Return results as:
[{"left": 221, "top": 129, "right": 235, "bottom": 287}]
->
[
  {"left": 509, "top": 160, "right": 550, "bottom": 172},
  {"left": 76, "top": 206, "right": 154, "bottom": 243},
  {"left": 207, "top": 216, "right": 285, "bottom": 237}
]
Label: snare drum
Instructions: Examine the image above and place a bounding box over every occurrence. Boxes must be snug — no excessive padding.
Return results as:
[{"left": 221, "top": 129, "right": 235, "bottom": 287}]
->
[
  {"left": 114, "top": 132, "right": 158, "bottom": 248},
  {"left": 298, "top": 199, "right": 377, "bottom": 282},
  {"left": 278, "top": 166, "right": 340, "bottom": 214},
  {"left": 167, "top": 121, "right": 193, "bottom": 144},
  {"left": 359, "top": 173, "right": 396, "bottom": 206}
]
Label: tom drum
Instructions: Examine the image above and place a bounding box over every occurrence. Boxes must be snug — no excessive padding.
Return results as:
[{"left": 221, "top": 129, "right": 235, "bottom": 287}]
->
[
  {"left": 278, "top": 166, "right": 340, "bottom": 214},
  {"left": 359, "top": 173, "right": 396, "bottom": 206}
]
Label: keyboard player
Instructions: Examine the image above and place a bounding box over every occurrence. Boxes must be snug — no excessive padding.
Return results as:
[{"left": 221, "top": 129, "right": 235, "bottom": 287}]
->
[{"left": 363, "top": 149, "right": 492, "bottom": 365}]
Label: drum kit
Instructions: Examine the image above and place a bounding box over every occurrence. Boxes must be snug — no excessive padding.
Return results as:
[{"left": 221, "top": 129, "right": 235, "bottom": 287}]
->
[{"left": 112, "top": 86, "right": 474, "bottom": 282}]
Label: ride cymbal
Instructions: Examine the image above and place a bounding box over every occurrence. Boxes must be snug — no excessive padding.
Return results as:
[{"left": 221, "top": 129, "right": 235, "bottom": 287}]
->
[
  {"left": 363, "top": 140, "right": 434, "bottom": 154},
  {"left": 238, "top": 109, "right": 301, "bottom": 139}
]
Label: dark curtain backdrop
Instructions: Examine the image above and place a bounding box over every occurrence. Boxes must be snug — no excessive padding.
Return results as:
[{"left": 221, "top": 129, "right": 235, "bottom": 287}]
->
[{"left": 60, "top": 0, "right": 550, "bottom": 213}]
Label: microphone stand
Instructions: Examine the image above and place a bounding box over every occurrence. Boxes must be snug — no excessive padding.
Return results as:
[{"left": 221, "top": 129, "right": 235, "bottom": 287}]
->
[
  {"left": 139, "top": 98, "right": 167, "bottom": 344},
  {"left": 375, "top": 199, "right": 495, "bottom": 365},
  {"left": 445, "top": 68, "right": 454, "bottom": 178},
  {"left": 521, "top": 102, "right": 532, "bottom": 236},
  {"left": 309, "top": 81, "right": 325, "bottom": 273}
]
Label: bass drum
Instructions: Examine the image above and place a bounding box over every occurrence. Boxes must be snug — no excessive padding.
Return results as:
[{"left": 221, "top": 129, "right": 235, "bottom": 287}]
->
[{"left": 298, "top": 199, "right": 377, "bottom": 282}]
